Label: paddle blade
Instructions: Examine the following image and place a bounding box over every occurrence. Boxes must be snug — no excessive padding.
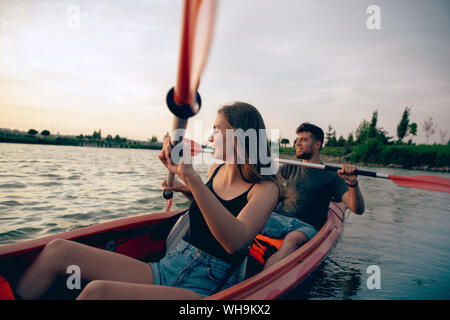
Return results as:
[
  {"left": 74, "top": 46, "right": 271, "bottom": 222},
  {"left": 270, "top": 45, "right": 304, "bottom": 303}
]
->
[
  {"left": 175, "top": 0, "right": 217, "bottom": 110},
  {"left": 182, "top": 138, "right": 203, "bottom": 156},
  {"left": 389, "top": 175, "right": 450, "bottom": 194}
]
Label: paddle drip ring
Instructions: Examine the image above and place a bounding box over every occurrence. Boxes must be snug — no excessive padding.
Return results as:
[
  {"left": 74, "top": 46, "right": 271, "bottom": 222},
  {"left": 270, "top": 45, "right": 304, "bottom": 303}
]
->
[{"left": 166, "top": 87, "right": 202, "bottom": 119}]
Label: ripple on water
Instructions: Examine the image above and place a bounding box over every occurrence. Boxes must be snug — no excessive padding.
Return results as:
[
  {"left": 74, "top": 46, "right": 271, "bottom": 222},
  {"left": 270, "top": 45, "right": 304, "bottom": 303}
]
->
[
  {"left": 0, "top": 200, "right": 23, "bottom": 206},
  {"left": 46, "top": 227, "right": 68, "bottom": 234},
  {"left": 0, "top": 182, "right": 27, "bottom": 189},
  {"left": 34, "top": 181, "right": 63, "bottom": 187},
  {"left": 29, "top": 205, "right": 55, "bottom": 212},
  {"left": 59, "top": 213, "right": 93, "bottom": 220},
  {"left": 0, "top": 227, "right": 42, "bottom": 242},
  {"left": 38, "top": 173, "right": 64, "bottom": 180}
]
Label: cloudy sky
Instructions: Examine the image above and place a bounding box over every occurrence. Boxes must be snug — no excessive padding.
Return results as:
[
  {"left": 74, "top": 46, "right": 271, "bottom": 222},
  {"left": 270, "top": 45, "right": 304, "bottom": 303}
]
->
[{"left": 0, "top": 0, "right": 449, "bottom": 144}]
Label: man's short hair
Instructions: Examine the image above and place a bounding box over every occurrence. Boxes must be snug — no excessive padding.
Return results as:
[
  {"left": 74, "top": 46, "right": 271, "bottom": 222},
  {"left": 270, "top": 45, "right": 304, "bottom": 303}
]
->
[{"left": 296, "top": 122, "right": 324, "bottom": 149}]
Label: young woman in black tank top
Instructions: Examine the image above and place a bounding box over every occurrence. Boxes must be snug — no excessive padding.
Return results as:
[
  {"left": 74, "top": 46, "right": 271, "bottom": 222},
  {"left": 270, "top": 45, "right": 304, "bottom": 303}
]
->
[
  {"left": 156, "top": 102, "right": 281, "bottom": 297},
  {"left": 15, "top": 102, "right": 281, "bottom": 300}
]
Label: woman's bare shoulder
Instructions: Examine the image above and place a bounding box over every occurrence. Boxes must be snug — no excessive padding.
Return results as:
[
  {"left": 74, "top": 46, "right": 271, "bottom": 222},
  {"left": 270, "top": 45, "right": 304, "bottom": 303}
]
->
[
  {"left": 207, "top": 163, "right": 221, "bottom": 179},
  {"left": 251, "top": 180, "right": 279, "bottom": 197}
]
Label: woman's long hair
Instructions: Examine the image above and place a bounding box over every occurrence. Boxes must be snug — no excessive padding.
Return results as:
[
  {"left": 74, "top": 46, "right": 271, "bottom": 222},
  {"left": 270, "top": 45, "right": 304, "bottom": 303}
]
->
[{"left": 218, "top": 102, "right": 284, "bottom": 200}]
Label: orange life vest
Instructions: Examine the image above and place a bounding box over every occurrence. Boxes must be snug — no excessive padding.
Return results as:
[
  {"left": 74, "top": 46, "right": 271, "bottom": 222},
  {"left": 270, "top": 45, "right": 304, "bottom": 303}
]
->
[{"left": 249, "top": 234, "right": 283, "bottom": 266}]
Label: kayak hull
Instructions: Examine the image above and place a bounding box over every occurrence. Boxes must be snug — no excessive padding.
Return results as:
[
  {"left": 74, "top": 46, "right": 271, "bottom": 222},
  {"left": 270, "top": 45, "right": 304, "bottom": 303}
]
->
[
  {"left": 207, "top": 201, "right": 345, "bottom": 299},
  {"left": 0, "top": 202, "right": 345, "bottom": 300}
]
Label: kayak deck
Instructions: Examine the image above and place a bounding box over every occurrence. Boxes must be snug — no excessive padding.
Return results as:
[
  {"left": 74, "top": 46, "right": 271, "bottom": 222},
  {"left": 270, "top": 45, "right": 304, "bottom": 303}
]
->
[{"left": 0, "top": 202, "right": 345, "bottom": 300}]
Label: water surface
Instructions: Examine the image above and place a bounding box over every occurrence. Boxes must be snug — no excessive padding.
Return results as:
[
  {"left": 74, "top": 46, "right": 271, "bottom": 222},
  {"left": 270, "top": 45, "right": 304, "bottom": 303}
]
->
[{"left": 1, "top": 143, "right": 449, "bottom": 299}]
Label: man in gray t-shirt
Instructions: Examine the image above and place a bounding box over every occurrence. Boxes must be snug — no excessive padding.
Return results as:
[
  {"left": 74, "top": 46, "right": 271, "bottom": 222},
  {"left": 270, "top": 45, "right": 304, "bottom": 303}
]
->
[
  {"left": 263, "top": 123, "right": 365, "bottom": 269},
  {"left": 276, "top": 164, "right": 348, "bottom": 231}
]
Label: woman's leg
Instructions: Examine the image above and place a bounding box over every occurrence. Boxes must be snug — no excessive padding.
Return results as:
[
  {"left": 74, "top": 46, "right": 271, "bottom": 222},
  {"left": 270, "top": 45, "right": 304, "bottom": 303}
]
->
[
  {"left": 77, "top": 280, "right": 202, "bottom": 300},
  {"left": 15, "top": 239, "right": 154, "bottom": 299}
]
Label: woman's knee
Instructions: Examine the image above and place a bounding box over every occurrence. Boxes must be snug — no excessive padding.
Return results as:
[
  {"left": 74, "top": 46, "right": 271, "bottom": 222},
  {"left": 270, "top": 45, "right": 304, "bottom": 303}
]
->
[
  {"left": 41, "top": 239, "right": 73, "bottom": 270},
  {"left": 77, "top": 280, "right": 109, "bottom": 300},
  {"left": 43, "top": 239, "right": 70, "bottom": 256}
]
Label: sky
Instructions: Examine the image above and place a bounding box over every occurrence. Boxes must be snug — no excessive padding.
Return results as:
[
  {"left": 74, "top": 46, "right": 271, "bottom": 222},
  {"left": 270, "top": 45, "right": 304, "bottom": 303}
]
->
[{"left": 0, "top": 0, "right": 449, "bottom": 145}]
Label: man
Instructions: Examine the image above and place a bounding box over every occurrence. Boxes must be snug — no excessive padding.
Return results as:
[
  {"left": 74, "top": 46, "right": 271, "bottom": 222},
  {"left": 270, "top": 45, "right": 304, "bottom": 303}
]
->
[{"left": 263, "top": 122, "right": 365, "bottom": 269}]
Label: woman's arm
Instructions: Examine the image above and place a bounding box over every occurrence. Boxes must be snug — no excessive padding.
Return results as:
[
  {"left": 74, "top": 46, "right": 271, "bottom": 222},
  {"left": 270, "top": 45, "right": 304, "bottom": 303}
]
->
[
  {"left": 159, "top": 138, "right": 278, "bottom": 253},
  {"left": 184, "top": 173, "right": 279, "bottom": 254},
  {"left": 162, "top": 177, "right": 194, "bottom": 201},
  {"left": 161, "top": 164, "right": 221, "bottom": 202}
]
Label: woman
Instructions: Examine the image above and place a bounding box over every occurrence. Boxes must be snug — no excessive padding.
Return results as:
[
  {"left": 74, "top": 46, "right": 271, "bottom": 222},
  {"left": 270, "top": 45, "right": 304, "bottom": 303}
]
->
[{"left": 15, "top": 102, "right": 280, "bottom": 299}]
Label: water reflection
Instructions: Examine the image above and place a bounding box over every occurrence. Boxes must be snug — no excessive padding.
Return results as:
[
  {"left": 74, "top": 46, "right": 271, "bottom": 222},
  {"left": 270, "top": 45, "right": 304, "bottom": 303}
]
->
[
  {"left": 285, "top": 258, "right": 363, "bottom": 300},
  {"left": 1, "top": 143, "right": 449, "bottom": 299}
]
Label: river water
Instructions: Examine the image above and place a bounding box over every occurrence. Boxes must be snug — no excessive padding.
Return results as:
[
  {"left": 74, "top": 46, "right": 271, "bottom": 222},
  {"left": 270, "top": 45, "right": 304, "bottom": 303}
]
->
[{"left": 1, "top": 143, "right": 449, "bottom": 299}]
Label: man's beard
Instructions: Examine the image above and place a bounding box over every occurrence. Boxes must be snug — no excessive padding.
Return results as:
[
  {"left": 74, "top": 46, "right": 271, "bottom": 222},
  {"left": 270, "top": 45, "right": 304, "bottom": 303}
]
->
[{"left": 296, "top": 151, "right": 313, "bottom": 160}]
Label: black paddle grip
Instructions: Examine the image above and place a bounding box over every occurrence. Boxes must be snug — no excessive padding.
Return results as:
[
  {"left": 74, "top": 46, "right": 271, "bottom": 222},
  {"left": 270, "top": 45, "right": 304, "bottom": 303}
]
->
[
  {"left": 163, "top": 190, "right": 173, "bottom": 200},
  {"left": 166, "top": 87, "right": 201, "bottom": 119}
]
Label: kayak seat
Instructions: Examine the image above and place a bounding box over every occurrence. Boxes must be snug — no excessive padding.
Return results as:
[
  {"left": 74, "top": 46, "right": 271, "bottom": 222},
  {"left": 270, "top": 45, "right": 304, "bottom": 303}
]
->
[
  {"left": 165, "top": 210, "right": 190, "bottom": 253},
  {"left": 0, "top": 276, "right": 15, "bottom": 300}
]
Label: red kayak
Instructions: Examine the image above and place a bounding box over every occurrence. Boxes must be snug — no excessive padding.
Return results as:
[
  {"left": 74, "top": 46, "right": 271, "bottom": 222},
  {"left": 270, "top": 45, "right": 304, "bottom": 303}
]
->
[{"left": 0, "top": 202, "right": 345, "bottom": 300}]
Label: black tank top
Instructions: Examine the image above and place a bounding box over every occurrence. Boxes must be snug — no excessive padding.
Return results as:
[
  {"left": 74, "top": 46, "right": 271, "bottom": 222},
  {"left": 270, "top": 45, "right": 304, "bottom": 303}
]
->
[{"left": 183, "top": 164, "right": 255, "bottom": 264}]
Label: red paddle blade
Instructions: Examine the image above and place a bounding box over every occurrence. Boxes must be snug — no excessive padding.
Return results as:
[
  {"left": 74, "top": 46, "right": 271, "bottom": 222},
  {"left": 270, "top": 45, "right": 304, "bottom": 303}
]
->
[
  {"left": 183, "top": 138, "right": 203, "bottom": 156},
  {"left": 175, "top": 0, "right": 217, "bottom": 109},
  {"left": 389, "top": 175, "right": 450, "bottom": 194}
]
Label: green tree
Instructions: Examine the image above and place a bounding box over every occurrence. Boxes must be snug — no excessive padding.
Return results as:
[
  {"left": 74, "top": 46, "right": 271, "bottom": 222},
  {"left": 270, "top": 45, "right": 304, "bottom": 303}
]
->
[
  {"left": 28, "top": 129, "right": 38, "bottom": 135},
  {"left": 346, "top": 132, "right": 354, "bottom": 147},
  {"left": 40, "top": 130, "right": 50, "bottom": 136},
  {"left": 397, "top": 106, "right": 417, "bottom": 143},
  {"left": 355, "top": 119, "right": 370, "bottom": 144},
  {"left": 356, "top": 111, "right": 393, "bottom": 145},
  {"left": 93, "top": 129, "right": 102, "bottom": 140},
  {"left": 325, "top": 125, "right": 337, "bottom": 147},
  {"left": 337, "top": 135, "right": 346, "bottom": 147},
  {"left": 150, "top": 135, "right": 158, "bottom": 143},
  {"left": 368, "top": 111, "right": 378, "bottom": 138},
  {"left": 114, "top": 135, "right": 127, "bottom": 144},
  {"left": 280, "top": 138, "right": 290, "bottom": 148},
  {"left": 376, "top": 128, "right": 393, "bottom": 145}
]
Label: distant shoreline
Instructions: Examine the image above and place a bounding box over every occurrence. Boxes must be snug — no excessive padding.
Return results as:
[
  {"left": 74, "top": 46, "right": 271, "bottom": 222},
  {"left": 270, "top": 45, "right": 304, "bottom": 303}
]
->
[
  {"left": 0, "top": 135, "right": 162, "bottom": 150},
  {"left": 279, "top": 151, "right": 450, "bottom": 173},
  {"left": 1, "top": 137, "right": 449, "bottom": 173}
]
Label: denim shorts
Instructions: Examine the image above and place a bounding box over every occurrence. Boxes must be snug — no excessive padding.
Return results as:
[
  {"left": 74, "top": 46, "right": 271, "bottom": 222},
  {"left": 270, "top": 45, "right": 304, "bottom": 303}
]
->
[
  {"left": 149, "top": 239, "right": 239, "bottom": 298},
  {"left": 262, "top": 212, "right": 318, "bottom": 241}
]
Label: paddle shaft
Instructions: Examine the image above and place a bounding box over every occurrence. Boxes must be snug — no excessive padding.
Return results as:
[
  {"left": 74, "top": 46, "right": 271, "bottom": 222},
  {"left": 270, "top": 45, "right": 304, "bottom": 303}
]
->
[
  {"left": 163, "top": 0, "right": 217, "bottom": 200},
  {"left": 276, "top": 158, "right": 389, "bottom": 179},
  {"left": 164, "top": 118, "right": 189, "bottom": 199},
  {"left": 277, "top": 158, "right": 450, "bottom": 193},
  {"left": 192, "top": 145, "right": 450, "bottom": 193}
]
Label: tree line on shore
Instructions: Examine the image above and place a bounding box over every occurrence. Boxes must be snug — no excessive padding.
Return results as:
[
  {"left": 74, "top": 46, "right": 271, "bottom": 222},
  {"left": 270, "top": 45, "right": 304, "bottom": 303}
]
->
[
  {"left": 1, "top": 107, "right": 448, "bottom": 170},
  {"left": 279, "top": 107, "right": 449, "bottom": 170},
  {"left": 280, "top": 107, "right": 448, "bottom": 148},
  {"left": 0, "top": 128, "right": 162, "bottom": 149}
]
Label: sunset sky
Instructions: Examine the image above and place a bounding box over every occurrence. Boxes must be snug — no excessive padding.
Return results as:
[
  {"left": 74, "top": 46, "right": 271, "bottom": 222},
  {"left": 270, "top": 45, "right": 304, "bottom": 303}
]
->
[{"left": 1, "top": 0, "right": 449, "bottom": 145}]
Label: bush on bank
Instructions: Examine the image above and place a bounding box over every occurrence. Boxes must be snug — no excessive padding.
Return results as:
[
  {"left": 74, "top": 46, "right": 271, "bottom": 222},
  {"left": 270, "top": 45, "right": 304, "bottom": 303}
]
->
[
  {"left": 279, "top": 140, "right": 449, "bottom": 169},
  {"left": 350, "top": 139, "right": 450, "bottom": 169}
]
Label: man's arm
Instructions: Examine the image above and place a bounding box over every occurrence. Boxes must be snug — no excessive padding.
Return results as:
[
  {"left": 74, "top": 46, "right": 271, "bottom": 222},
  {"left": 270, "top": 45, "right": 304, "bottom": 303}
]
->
[{"left": 338, "top": 165, "right": 365, "bottom": 215}]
